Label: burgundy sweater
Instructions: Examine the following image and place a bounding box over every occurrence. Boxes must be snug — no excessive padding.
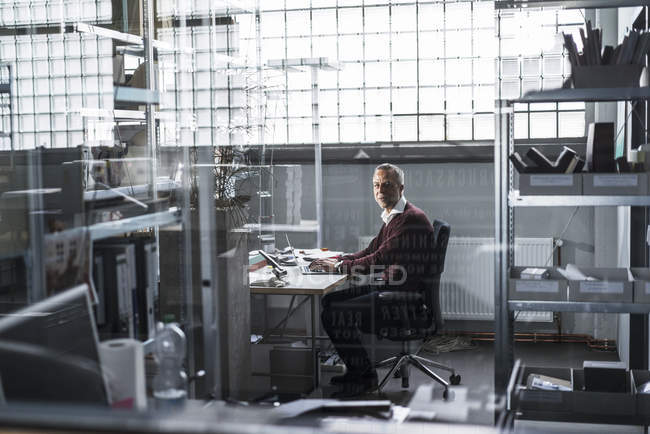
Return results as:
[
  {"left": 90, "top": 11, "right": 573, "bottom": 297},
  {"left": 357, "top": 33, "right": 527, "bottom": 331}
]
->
[{"left": 339, "top": 202, "right": 435, "bottom": 289}]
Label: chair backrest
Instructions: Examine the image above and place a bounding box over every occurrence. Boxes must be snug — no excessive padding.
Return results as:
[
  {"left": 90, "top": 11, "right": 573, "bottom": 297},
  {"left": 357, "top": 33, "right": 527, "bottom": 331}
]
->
[
  {"left": 428, "top": 219, "right": 450, "bottom": 331},
  {"left": 375, "top": 218, "right": 450, "bottom": 341},
  {"left": 431, "top": 219, "right": 451, "bottom": 275}
]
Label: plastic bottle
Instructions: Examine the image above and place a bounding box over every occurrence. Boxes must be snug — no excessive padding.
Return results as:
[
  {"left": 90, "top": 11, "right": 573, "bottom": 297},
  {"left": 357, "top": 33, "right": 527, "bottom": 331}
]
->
[{"left": 152, "top": 321, "right": 188, "bottom": 409}]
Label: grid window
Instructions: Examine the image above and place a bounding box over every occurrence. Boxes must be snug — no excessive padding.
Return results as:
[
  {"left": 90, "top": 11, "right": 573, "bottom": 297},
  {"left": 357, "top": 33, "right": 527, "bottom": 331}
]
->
[
  {"left": 392, "top": 5, "right": 416, "bottom": 33},
  {"left": 421, "top": 32, "right": 445, "bottom": 60},
  {"left": 0, "top": 32, "right": 113, "bottom": 150},
  {"left": 364, "top": 7, "right": 390, "bottom": 34},
  {"left": 365, "top": 89, "right": 390, "bottom": 115},
  {"left": 313, "top": 36, "right": 338, "bottom": 59},
  {"left": 419, "top": 87, "right": 444, "bottom": 113},
  {"left": 366, "top": 116, "right": 391, "bottom": 142},
  {"left": 244, "top": 0, "right": 498, "bottom": 143},
  {"left": 365, "top": 34, "right": 390, "bottom": 61},
  {"left": 499, "top": 8, "right": 585, "bottom": 139},
  {"left": 365, "top": 62, "right": 390, "bottom": 87},
  {"left": 235, "top": 0, "right": 584, "bottom": 145},
  {"left": 312, "top": 10, "right": 337, "bottom": 36},
  {"left": 392, "top": 33, "right": 417, "bottom": 60}
]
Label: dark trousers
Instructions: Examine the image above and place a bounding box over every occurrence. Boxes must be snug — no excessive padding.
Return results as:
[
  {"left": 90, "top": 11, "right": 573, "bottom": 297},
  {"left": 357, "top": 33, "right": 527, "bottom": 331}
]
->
[{"left": 320, "top": 285, "right": 382, "bottom": 376}]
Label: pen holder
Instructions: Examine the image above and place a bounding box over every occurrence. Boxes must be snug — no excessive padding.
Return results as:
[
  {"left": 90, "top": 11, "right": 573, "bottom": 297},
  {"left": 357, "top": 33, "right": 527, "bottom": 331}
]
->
[{"left": 572, "top": 64, "right": 646, "bottom": 88}]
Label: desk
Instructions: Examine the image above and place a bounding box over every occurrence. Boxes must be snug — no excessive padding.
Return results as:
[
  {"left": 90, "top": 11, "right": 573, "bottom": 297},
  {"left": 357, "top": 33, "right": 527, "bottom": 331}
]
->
[{"left": 250, "top": 262, "right": 347, "bottom": 389}]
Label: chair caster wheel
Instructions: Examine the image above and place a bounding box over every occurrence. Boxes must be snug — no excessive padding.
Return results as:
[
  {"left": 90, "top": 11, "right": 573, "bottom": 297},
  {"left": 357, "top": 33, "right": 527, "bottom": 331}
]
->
[
  {"left": 401, "top": 375, "right": 409, "bottom": 388},
  {"left": 449, "top": 374, "right": 461, "bottom": 385},
  {"left": 442, "top": 389, "right": 449, "bottom": 400}
]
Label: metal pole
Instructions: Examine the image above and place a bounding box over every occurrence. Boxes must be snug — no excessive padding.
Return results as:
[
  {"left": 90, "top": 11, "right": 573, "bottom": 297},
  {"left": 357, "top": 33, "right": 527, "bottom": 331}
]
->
[
  {"left": 311, "top": 66, "right": 323, "bottom": 247},
  {"left": 255, "top": 2, "right": 274, "bottom": 251},
  {"left": 121, "top": 0, "right": 129, "bottom": 32},
  {"left": 311, "top": 294, "right": 319, "bottom": 389},
  {"left": 27, "top": 150, "right": 45, "bottom": 302},
  {"left": 494, "top": 8, "right": 513, "bottom": 399},
  {"left": 7, "top": 64, "right": 14, "bottom": 165},
  {"left": 494, "top": 99, "right": 514, "bottom": 396},
  {"left": 198, "top": 147, "right": 221, "bottom": 399},
  {"left": 142, "top": 0, "right": 156, "bottom": 199},
  {"left": 174, "top": 0, "right": 196, "bottom": 398}
]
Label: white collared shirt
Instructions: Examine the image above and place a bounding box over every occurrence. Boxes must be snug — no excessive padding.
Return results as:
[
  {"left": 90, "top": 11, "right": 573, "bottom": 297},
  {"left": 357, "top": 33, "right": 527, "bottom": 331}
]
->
[
  {"left": 335, "top": 195, "right": 407, "bottom": 272},
  {"left": 381, "top": 195, "right": 407, "bottom": 225}
]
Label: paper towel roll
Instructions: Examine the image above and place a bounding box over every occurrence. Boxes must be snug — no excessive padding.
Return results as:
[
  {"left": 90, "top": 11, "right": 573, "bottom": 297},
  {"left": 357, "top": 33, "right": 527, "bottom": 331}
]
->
[{"left": 99, "top": 338, "right": 146, "bottom": 410}]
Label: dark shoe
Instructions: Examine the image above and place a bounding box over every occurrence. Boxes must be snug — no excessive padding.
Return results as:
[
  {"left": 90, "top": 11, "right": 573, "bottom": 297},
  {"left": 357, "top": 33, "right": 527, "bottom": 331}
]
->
[
  {"left": 329, "top": 371, "right": 362, "bottom": 385},
  {"left": 331, "top": 372, "right": 378, "bottom": 398},
  {"left": 330, "top": 369, "right": 378, "bottom": 385}
]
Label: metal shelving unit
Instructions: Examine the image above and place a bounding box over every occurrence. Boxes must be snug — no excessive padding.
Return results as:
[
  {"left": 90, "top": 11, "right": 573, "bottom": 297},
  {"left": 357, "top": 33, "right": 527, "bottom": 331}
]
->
[
  {"left": 44, "top": 208, "right": 182, "bottom": 243},
  {"left": 0, "top": 63, "right": 13, "bottom": 155},
  {"left": 0, "top": 0, "right": 191, "bottom": 320},
  {"left": 243, "top": 221, "right": 319, "bottom": 233},
  {"left": 496, "top": 89, "right": 650, "bottom": 394},
  {"left": 264, "top": 57, "right": 341, "bottom": 247},
  {"left": 87, "top": 208, "right": 181, "bottom": 241},
  {"left": 510, "top": 191, "right": 650, "bottom": 207},
  {"left": 497, "top": 0, "right": 650, "bottom": 9},
  {"left": 84, "top": 179, "right": 179, "bottom": 202},
  {"left": 495, "top": 18, "right": 650, "bottom": 399},
  {"left": 75, "top": 22, "right": 179, "bottom": 52},
  {"left": 515, "top": 87, "right": 650, "bottom": 103},
  {"left": 114, "top": 87, "right": 160, "bottom": 104},
  {"left": 0, "top": 0, "right": 208, "bottom": 411},
  {"left": 509, "top": 300, "right": 650, "bottom": 314}
]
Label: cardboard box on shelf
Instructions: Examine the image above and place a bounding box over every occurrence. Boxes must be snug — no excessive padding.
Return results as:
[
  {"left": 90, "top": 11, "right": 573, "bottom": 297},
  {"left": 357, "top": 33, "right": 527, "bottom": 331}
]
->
[
  {"left": 519, "top": 174, "right": 582, "bottom": 196},
  {"left": 567, "top": 267, "right": 633, "bottom": 303},
  {"left": 583, "top": 173, "right": 648, "bottom": 196},
  {"left": 509, "top": 266, "right": 567, "bottom": 302}
]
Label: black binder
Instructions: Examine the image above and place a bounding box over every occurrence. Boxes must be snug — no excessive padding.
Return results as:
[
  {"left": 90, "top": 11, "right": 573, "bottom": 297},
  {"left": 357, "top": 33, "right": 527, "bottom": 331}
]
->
[{"left": 587, "top": 122, "right": 616, "bottom": 173}]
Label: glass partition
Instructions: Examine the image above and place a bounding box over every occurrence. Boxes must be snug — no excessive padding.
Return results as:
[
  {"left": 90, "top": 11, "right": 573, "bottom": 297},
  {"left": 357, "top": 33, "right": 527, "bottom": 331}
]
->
[{"left": 0, "top": 0, "right": 604, "bottom": 431}]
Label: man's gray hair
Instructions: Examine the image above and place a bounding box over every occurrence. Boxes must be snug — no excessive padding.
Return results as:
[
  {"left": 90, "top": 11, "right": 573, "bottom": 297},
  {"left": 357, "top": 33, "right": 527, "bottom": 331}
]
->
[{"left": 375, "top": 163, "right": 405, "bottom": 186}]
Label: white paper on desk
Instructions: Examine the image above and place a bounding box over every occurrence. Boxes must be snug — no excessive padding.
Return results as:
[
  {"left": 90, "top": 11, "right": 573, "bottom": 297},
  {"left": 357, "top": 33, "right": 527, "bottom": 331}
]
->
[
  {"left": 298, "top": 249, "right": 344, "bottom": 259},
  {"left": 250, "top": 269, "right": 285, "bottom": 287}
]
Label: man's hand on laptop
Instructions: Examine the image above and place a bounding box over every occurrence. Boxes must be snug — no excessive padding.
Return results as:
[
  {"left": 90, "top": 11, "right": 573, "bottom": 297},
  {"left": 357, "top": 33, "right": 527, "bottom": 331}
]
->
[{"left": 309, "top": 258, "right": 338, "bottom": 272}]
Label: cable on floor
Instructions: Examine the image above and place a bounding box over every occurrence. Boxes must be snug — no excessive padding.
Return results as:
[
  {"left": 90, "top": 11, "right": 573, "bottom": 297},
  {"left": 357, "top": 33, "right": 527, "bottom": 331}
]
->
[{"left": 420, "top": 335, "right": 478, "bottom": 354}]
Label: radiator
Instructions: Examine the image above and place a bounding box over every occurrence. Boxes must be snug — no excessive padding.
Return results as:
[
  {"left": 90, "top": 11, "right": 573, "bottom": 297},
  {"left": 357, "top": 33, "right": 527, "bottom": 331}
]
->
[
  {"left": 441, "top": 237, "right": 554, "bottom": 322},
  {"left": 357, "top": 235, "right": 555, "bottom": 322}
]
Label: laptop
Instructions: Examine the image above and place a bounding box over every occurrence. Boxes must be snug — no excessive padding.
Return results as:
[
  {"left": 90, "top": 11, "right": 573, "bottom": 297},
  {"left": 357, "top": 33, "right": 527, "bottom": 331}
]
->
[
  {"left": 283, "top": 234, "right": 342, "bottom": 275},
  {"left": 300, "top": 264, "right": 341, "bottom": 275},
  {"left": 285, "top": 234, "right": 341, "bottom": 274}
]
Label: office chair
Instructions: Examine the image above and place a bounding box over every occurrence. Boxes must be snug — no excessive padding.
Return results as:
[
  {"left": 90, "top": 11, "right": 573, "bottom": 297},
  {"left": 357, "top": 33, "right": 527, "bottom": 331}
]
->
[{"left": 374, "top": 219, "right": 459, "bottom": 398}]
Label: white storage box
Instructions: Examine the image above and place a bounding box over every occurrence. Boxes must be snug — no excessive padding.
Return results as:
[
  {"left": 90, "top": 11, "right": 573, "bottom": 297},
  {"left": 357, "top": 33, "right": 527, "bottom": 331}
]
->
[
  {"left": 567, "top": 267, "right": 633, "bottom": 302},
  {"left": 509, "top": 266, "right": 567, "bottom": 302},
  {"left": 631, "top": 268, "right": 650, "bottom": 303},
  {"left": 519, "top": 174, "right": 582, "bottom": 196},
  {"left": 583, "top": 173, "right": 648, "bottom": 196}
]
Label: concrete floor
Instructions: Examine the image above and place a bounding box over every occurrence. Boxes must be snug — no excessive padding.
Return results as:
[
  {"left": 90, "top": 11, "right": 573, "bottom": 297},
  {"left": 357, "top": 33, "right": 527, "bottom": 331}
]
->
[
  {"left": 254, "top": 339, "right": 646, "bottom": 431},
  {"left": 312, "top": 340, "right": 641, "bottom": 431}
]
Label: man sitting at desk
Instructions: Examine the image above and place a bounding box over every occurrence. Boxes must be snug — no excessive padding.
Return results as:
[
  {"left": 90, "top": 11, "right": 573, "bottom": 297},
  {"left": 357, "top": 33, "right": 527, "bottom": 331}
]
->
[{"left": 310, "top": 163, "right": 435, "bottom": 396}]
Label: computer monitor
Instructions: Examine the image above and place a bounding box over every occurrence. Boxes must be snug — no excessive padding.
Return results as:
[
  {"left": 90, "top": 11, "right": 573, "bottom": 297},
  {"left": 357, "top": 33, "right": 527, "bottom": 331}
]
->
[{"left": 0, "top": 284, "right": 109, "bottom": 406}]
